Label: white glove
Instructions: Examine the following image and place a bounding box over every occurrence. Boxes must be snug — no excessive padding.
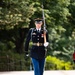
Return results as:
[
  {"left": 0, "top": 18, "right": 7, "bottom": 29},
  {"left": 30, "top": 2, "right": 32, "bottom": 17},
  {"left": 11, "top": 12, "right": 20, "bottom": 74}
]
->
[
  {"left": 44, "top": 42, "right": 49, "bottom": 47},
  {"left": 26, "top": 54, "right": 29, "bottom": 57}
]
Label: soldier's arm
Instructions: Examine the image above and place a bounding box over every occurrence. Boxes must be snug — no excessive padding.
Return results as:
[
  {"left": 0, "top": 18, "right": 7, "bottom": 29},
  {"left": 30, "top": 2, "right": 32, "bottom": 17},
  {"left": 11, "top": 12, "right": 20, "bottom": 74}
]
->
[
  {"left": 46, "top": 30, "right": 49, "bottom": 43},
  {"left": 25, "top": 28, "right": 32, "bottom": 54},
  {"left": 44, "top": 30, "right": 49, "bottom": 47}
]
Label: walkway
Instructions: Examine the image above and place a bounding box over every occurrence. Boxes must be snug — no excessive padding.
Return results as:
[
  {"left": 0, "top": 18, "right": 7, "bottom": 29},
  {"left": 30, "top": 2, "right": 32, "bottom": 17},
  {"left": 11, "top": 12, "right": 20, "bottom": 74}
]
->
[{"left": 0, "top": 70, "right": 75, "bottom": 75}]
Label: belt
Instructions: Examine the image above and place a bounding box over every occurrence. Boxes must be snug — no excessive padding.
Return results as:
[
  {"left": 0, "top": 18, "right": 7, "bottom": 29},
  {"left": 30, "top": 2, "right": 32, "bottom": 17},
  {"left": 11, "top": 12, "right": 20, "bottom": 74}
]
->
[{"left": 33, "top": 43, "right": 44, "bottom": 46}]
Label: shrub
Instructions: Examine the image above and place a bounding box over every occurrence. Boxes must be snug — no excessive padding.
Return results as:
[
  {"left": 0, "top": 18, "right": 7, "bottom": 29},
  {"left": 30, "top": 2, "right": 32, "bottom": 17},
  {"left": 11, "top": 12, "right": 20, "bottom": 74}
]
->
[{"left": 45, "top": 55, "right": 73, "bottom": 70}]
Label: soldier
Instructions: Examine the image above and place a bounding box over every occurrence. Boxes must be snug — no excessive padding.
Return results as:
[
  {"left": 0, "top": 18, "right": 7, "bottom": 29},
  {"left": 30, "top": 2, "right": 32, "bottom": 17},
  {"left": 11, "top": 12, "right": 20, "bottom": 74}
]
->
[{"left": 25, "top": 18, "right": 49, "bottom": 75}]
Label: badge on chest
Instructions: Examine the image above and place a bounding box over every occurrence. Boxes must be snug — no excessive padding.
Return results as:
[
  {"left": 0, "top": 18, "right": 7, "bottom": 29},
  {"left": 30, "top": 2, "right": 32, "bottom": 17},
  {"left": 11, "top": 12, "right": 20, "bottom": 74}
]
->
[
  {"left": 32, "top": 32, "right": 36, "bottom": 35},
  {"left": 41, "top": 34, "right": 44, "bottom": 38}
]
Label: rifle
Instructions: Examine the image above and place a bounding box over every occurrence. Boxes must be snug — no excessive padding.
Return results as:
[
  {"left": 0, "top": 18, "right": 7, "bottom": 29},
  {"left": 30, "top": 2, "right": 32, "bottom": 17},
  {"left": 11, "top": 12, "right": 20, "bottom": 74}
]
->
[{"left": 42, "top": 4, "right": 47, "bottom": 43}]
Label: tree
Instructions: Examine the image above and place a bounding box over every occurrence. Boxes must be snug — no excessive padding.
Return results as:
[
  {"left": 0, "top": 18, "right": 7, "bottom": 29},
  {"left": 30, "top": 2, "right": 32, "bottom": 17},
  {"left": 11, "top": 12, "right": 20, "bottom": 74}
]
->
[
  {"left": 44, "top": 0, "right": 75, "bottom": 62},
  {"left": 0, "top": 0, "right": 34, "bottom": 53}
]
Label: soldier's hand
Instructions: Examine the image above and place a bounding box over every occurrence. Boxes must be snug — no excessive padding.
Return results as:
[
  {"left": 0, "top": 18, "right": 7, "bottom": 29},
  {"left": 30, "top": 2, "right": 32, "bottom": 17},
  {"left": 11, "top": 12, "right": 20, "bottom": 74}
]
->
[
  {"left": 26, "top": 53, "right": 29, "bottom": 57},
  {"left": 44, "top": 42, "right": 49, "bottom": 47},
  {"left": 24, "top": 53, "right": 29, "bottom": 60}
]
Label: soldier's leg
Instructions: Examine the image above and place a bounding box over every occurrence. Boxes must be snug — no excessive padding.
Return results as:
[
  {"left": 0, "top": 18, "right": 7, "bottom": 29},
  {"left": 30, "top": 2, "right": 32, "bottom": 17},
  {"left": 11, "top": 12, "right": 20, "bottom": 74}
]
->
[
  {"left": 31, "top": 58, "right": 40, "bottom": 75},
  {"left": 39, "top": 58, "right": 45, "bottom": 75}
]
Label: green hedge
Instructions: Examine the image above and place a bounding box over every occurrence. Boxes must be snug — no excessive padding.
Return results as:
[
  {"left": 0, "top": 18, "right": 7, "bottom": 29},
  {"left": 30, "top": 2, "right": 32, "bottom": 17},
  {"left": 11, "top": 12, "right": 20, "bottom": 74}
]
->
[
  {"left": 45, "top": 55, "right": 73, "bottom": 70},
  {"left": 0, "top": 49, "right": 30, "bottom": 71}
]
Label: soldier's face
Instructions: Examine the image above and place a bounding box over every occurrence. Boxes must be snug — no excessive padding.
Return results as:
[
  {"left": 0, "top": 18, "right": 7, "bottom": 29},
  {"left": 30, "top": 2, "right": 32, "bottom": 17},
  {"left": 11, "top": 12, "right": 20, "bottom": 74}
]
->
[{"left": 35, "top": 21, "right": 43, "bottom": 29}]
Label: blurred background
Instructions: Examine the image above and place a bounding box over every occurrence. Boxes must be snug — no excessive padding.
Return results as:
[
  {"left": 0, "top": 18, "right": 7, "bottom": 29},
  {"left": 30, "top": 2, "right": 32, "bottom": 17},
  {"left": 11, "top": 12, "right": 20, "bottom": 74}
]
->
[{"left": 0, "top": 0, "right": 75, "bottom": 71}]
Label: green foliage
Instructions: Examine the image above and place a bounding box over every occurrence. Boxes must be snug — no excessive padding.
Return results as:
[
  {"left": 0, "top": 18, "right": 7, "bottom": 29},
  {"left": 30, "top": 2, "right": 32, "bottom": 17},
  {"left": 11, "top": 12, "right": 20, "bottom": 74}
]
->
[
  {"left": 45, "top": 55, "right": 73, "bottom": 70},
  {"left": 0, "top": 50, "right": 30, "bottom": 71},
  {"left": 48, "top": 30, "right": 75, "bottom": 61},
  {"left": 0, "top": 41, "right": 30, "bottom": 71},
  {"left": 0, "top": 0, "right": 34, "bottom": 29},
  {"left": 0, "top": 0, "right": 75, "bottom": 70}
]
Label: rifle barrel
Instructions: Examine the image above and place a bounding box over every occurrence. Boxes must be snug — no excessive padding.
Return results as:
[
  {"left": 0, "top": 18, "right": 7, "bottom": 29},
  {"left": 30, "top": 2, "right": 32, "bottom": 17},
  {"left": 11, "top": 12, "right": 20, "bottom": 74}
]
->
[{"left": 42, "top": 5, "right": 46, "bottom": 30}]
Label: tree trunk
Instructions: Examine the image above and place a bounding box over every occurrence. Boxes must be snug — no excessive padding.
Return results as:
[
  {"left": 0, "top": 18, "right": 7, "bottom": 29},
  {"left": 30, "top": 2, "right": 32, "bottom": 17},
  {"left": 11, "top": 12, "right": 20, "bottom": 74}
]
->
[{"left": 15, "top": 28, "right": 29, "bottom": 53}]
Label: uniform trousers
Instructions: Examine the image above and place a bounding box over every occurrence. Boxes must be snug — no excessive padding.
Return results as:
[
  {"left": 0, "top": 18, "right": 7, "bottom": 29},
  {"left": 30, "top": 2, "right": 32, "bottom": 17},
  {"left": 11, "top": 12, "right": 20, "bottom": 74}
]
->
[{"left": 31, "top": 58, "right": 45, "bottom": 75}]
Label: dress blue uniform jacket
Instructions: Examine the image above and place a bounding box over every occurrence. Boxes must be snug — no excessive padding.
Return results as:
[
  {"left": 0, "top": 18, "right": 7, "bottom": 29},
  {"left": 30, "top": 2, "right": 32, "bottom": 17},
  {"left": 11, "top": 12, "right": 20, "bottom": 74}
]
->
[{"left": 25, "top": 28, "right": 49, "bottom": 59}]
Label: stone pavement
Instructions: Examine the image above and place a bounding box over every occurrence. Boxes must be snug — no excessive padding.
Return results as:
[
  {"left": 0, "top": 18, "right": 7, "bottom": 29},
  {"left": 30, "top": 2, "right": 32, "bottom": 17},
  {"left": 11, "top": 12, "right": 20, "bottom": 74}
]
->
[{"left": 0, "top": 70, "right": 75, "bottom": 75}]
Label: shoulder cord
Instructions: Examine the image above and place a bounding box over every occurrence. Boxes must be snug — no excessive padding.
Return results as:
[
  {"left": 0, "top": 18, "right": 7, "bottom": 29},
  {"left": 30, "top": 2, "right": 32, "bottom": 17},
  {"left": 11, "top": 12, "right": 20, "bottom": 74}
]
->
[{"left": 31, "top": 28, "right": 34, "bottom": 41}]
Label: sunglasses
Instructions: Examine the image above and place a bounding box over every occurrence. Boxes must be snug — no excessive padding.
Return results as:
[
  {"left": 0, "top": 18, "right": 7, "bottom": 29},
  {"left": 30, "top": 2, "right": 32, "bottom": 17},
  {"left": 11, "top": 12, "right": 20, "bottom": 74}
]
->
[{"left": 35, "top": 21, "right": 42, "bottom": 24}]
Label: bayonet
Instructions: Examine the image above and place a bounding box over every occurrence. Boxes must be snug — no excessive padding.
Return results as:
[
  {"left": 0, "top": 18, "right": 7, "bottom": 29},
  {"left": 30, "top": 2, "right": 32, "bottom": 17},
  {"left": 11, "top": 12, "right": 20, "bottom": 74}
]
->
[{"left": 42, "top": 4, "right": 46, "bottom": 31}]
